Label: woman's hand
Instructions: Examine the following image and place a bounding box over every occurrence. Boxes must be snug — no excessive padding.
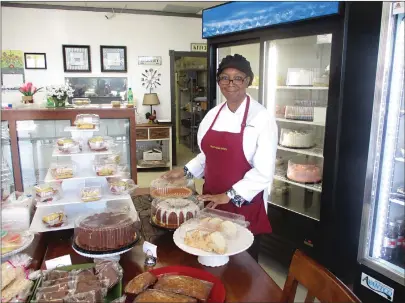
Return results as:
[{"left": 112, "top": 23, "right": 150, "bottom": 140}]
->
[
  {"left": 198, "top": 193, "right": 230, "bottom": 209},
  {"left": 162, "top": 168, "right": 184, "bottom": 181}
]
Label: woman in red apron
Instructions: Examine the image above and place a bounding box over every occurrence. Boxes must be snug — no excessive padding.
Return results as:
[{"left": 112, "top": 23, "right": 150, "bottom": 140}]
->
[{"left": 164, "top": 54, "right": 277, "bottom": 262}]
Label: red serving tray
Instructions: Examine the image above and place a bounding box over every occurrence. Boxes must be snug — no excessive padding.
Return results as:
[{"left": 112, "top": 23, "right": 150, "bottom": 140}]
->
[{"left": 149, "top": 265, "right": 226, "bottom": 303}]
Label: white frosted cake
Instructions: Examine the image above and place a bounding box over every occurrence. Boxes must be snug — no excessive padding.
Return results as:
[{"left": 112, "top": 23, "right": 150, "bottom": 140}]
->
[{"left": 279, "top": 129, "right": 315, "bottom": 148}]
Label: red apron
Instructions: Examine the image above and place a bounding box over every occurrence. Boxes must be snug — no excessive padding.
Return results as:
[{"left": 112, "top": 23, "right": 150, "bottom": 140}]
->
[{"left": 201, "top": 96, "right": 272, "bottom": 235}]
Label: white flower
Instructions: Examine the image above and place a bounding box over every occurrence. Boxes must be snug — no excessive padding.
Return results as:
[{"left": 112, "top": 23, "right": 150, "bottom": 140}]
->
[{"left": 46, "top": 83, "right": 74, "bottom": 99}]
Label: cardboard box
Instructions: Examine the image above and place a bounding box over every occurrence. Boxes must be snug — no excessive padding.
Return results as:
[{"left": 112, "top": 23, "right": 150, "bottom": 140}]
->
[{"left": 143, "top": 149, "right": 163, "bottom": 161}]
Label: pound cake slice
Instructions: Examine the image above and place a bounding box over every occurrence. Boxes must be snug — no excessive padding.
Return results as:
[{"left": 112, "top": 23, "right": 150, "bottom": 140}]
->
[
  {"left": 153, "top": 275, "right": 213, "bottom": 301},
  {"left": 134, "top": 289, "right": 196, "bottom": 303},
  {"left": 125, "top": 272, "right": 157, "bottom": 295}
]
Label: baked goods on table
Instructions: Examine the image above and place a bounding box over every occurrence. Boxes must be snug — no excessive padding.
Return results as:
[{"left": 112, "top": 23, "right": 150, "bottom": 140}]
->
[
  {"left": 107, "top": 178, "right": 136, "bottom": 195},
  {"left": 80, "top": 186, "right": 102, "bottom": 202},
  {"left": 35, "top": 183, "right": 62, "bottom": 203},
  {"left": 279, "top": 128, "right": 315, "bottom": 148},
  {"left": 126, "top": 271, "right": 214, "bottom": 303},
  {"left": 51, "top": 164, "right": 75, "bottom": 179},
  {"left": 42, "top": 212, "right": 66, "bottom": 228},
  {"left": 35, "top": 264, "right": 121, "bottom": 303},
  {"left": 184, "top": 229, "right": 227, "bottom": 254},
  {"left": 151, "top": 198, "right": 202, "bottom": 229},
  {"left": 74, "top": 114, "right": 100, "bottom": 129},
  {"left": 154, "top": 275, "right": 213, "bottom": 301},
  {"left": 150, "top": 177, "right": 194, "bottom": 198},
  {"left": 287, "top": 158, "right": 322, "bottom": 183},
  {"left": 285, "top": 106, "right": 314, "bottom": 121},
  {"left": 125, "top": 272, "right": 158, "bottom": 295},
  {"left": 134, "top": 289, "right": 197, "bottom": 303},
  {"left": 126, "top": 103, "right": 134, "bottom": 108},
  {"left": 74, "top": 212, "right": 137, "bottom": 251}
]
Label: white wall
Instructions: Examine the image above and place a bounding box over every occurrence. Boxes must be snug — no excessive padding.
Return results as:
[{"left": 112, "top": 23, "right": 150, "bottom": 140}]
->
[{"left": 1, "top": 7, "right": 205, "bottom": 120}]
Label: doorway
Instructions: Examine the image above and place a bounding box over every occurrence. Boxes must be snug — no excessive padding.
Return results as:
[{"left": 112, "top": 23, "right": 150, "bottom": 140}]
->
[{"left": 169, "top": 51, "right": 207, "bottom": 167}]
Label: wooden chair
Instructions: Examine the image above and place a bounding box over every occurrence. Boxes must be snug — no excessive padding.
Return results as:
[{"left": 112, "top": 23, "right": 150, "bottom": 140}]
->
[{"left": 281, "top": 249, "right": 361, "bottom": 303}]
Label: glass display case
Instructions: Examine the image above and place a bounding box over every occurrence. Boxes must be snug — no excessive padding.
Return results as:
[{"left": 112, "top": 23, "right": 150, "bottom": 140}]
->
[
  {"left": 356, "top": 5, "right": 404, "bottom": 300},
  {"left": 264, "top": 34, "right": 332, "bottom": 221},
  {"left": 1, "top": 107, "right": 137, "bottom": 192},
  {"left": 1, "top": 121, "right": 14, "bottom": 197}
]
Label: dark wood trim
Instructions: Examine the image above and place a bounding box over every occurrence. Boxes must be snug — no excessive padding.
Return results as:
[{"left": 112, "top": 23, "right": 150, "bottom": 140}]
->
[
  {"left": 24, "top": 52, "right": 47, "bottom": 70},
  {"left": 100, "top": 45, "right": 127, "bottom": 73},
  {"left": 1, "top": 108, "right": 137, "bottom": 190},
  {"left": 169, "top": 50, "right": 207, "bottom": 166},
  {"left": 1, "top": 2, "right": 202, "bottom": 18},
  {"left": 258, "top": 40, "right": 265, "bottom": 106},
  {"left": 8, "top": 119, "right": 23, "bottom": 192},
  {"left": 207, "top": 41, "right": 218, "bottom": 110},
  {"left": 62, "top": 45, "right": 91, "bottom": 73}
]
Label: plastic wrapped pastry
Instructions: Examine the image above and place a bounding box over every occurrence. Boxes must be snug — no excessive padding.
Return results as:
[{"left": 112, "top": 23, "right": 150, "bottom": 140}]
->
[
  {"left": 107, "top": 178, "right": 136, "bottom": 195},
  {"left": 74, "top": 114, "right": 99, "bottom": 129},
  {"left": 80, "top": 186, "right": 102, "bottom": 202},
  {"left": 34, "top": 183, "right": 62, "bottom": 203},
  {"left": 94, "top": 261, "right": 123, "bottom": 289}
]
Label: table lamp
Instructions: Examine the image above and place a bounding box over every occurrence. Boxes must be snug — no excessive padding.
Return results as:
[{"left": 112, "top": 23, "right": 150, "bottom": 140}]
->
[{"left": 142, "top": 93, "right": 160, "bottom": 113}]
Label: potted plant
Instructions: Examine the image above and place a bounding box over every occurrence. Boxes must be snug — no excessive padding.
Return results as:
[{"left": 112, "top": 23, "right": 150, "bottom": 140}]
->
[
  {"left": 46, "top": 83, "right": 74, "bottom": 108},
  {"left": 19, "top": 82, "right": 42, "bottom": 104}
]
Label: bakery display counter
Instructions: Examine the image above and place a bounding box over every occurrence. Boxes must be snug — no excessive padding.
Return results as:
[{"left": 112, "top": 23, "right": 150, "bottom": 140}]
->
[
  {"left": 27, "top": 188, "right": 282, "bottom": 303},
  {"left": 1, "top": 107, "right": 137, "bottom": 192}
]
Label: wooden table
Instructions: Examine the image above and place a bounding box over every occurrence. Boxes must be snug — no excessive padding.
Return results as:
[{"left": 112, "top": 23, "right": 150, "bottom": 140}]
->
[{"left": 38, "top": 188, "right": 283, "bottom": 303}]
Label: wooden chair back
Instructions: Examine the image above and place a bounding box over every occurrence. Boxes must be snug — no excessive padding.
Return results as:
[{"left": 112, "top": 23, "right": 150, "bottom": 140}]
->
[{"left": 281, "top": 250, "right": 361, "bottom": 303}]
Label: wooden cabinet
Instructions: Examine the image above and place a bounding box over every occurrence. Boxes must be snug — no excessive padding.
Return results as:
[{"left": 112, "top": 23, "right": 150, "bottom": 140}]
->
[{"left": 136, "top": 124, "right": 172, "bottom": 170}]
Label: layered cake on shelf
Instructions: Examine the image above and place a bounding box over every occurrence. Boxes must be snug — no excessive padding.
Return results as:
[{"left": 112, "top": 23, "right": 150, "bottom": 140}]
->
[
  {"left": 285, "top": 106, "right": 314, "bottom": 121},
  {"left": 151, "top": 198, "right": 201, "bottom": 229},
  {"left": 287, "top": 159, "right": 322, "bottom": 184},
  {"left": 279, "top": 128, "right": 315, "bottom": 148},
  {"left": 74, "top": 212, "right": 137, "bottom": 251}
]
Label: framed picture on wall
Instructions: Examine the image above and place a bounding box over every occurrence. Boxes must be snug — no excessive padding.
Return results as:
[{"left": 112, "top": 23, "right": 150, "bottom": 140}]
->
[
  {"left": 62, "top": 45, "right": 91, "bottom": 72},
  {"left": 100, "top": 45, "right": 127, "bottom": 72},
  {"left": 24, "top": 53, "right": 47, "bottom": 69}
]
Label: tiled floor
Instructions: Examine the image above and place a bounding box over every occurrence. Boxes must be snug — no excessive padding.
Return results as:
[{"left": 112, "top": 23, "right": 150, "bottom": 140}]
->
[{"left": 138, "top": 143, "right": 310, "bottom": 301}]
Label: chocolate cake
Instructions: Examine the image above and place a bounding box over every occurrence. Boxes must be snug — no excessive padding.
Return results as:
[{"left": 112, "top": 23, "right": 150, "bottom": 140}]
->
[{"left": 74, "top": 212, "right": 137, "bottom": 251}]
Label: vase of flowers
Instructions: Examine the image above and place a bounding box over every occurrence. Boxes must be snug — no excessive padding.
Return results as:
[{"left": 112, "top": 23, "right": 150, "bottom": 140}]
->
[
  {"left": 19, "top": 82, "right": 42, "bottom": 104},
  {"left": 46, "top": 83, "right": 74, "bottom": 108}
]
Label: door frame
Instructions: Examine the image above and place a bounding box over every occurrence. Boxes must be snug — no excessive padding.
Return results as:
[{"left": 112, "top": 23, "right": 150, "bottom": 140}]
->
[{"left": 169, "top": 50, "right": 207, "bottom": 166}]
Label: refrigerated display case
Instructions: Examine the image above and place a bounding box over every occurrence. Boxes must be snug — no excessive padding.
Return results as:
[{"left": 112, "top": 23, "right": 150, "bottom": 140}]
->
[{"left": 354, "top": 3, "right": 405, "bottom": 302}]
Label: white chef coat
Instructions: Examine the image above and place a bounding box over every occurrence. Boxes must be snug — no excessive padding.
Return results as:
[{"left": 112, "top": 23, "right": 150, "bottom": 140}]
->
[{"left": 186, "top": 95, "right": 278, "bottom": 209}]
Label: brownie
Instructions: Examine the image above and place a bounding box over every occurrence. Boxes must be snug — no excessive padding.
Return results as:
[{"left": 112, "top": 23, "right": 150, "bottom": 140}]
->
[
  {"left": 36, "top": 290, "right": 70, "bottom": 301},
  {"left": 125, "top": 272, "right": 157, "bottom": 295},
  {"left": 96, "top": 262, "right": 121, "bottom": 289},
  {"left": 133, "top": 289, "right": 197, "bottom": 303},
  {"left": 43, "top": 270, "right": 70, "bottom": 281},
  {"left": 37, "top": 283, "right": 69, "bottom": 294},
  {"left": 63, "top": 290, "right": 100, "bottom": 303},
  {"left": 153, "top": 275, "right": 213, "bottom": 301}
]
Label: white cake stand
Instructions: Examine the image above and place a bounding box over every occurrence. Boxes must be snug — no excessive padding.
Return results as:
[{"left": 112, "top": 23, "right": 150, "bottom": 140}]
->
[
  {"left": 72, "top": 244, "right": 134, "bottom": 261},
  {"left": 173, "top": 224, "right": 254, "bottom": 267}
]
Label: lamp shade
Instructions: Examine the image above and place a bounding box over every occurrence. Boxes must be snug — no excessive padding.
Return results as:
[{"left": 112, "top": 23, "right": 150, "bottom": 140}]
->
[{"left": 142, "top": 93, "right": 160, "bottom": 106}]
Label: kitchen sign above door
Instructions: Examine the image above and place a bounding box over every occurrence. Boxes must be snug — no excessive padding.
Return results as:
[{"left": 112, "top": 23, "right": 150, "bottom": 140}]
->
[{"left": 191, "top": 43, "right": 207, "bottom": 52}]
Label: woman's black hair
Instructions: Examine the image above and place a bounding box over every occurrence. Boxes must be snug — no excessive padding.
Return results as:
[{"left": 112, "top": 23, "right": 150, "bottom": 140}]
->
[{"left": 216, "top": 54, "right": 254, "bottom": 86}]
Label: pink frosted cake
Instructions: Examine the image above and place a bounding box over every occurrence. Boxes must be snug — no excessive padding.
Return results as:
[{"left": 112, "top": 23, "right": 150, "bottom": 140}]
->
[{"left": 287, "top": 160, "right": 322, "bottom": 183}]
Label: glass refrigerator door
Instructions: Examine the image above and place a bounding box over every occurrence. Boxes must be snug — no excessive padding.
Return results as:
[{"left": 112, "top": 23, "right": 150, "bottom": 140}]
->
[
  {"left": 358, "top": 3, "right": 404, "bottom": 287},
  {"left": 263, "top": 34, "right": 332, "bottom": 221}
]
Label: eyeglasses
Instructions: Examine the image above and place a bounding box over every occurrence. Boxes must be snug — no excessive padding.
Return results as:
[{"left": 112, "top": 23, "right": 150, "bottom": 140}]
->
[{"left": 217, "top": 75, "right": 248, "bottom": 85}]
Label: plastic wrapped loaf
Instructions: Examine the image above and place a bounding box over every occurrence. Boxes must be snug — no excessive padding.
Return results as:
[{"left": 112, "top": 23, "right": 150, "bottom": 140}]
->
[
  {"left": 34, "top": 182, "right": 62, "bottom": 203},
  {"left": 50, "top": 163, "right": 76, "bottom": 180},
  {"left": 88, "top": 136, "right": 115, "bottom": 151},
  {"left": 56, "top": 138, "right": 82, "bottom": 154},
  {"left": 72, "top": 98, "right": 91, "bottom": 106},
  {"left": 74, "top": 211, "right": 138, "bottom": 252},
  {"left": 106, "top": 178, "right": 137, "bottom": 195},
  {"left": 74, "top": 114, "right": 100, "bottom": 129},
  {"left": 150, "top": 177, "right": 194, "bottom": 198},
  {"left": 94, "top": 260, "right": 123, "bottom": 289}
]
